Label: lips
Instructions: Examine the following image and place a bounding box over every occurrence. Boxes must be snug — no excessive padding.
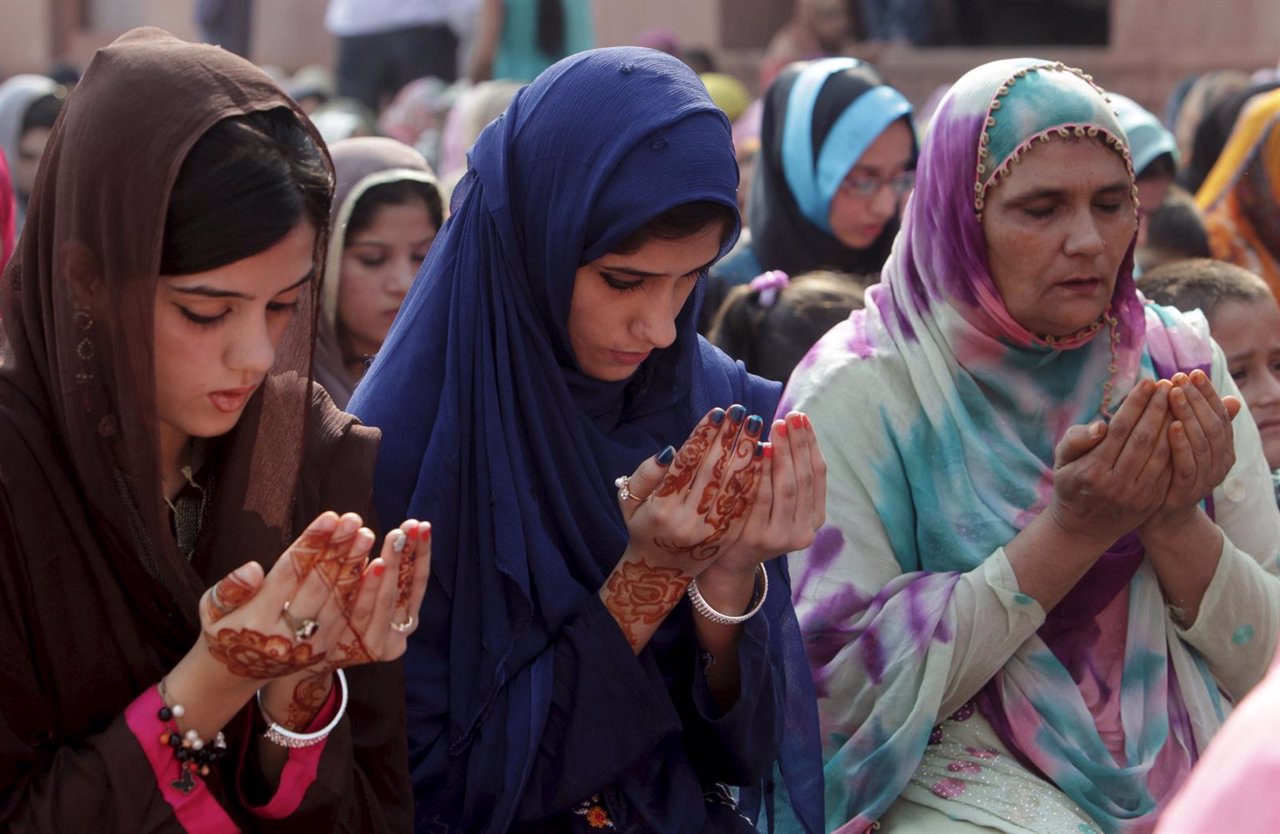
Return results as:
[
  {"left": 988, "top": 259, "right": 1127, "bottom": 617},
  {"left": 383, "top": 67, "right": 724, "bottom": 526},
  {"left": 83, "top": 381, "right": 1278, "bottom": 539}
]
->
[
  {"left": 1256, "top": 417, "right": 1280, "bottom": 433},
  {"left": 1054, "top": 277, "right": 1104, "bottom": 295},
  {"left": 606, "top": 349, "right": 652, "bottom": 367},
  {"left": 208, "top": 384, "right": 259, "bottom": 414}
]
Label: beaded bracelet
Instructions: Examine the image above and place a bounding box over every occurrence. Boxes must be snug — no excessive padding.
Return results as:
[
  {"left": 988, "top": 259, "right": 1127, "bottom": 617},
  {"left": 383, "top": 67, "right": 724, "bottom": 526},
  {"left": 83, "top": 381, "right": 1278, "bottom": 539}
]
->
[
  {"left": 256, "top": 669, "right": 348, "bottom": 749},
  {"left": 686, "top": 563, "right": 769, "bottom": 625},
  {"left": 156, "top": 678, "right": 229, "bottom": 795}
]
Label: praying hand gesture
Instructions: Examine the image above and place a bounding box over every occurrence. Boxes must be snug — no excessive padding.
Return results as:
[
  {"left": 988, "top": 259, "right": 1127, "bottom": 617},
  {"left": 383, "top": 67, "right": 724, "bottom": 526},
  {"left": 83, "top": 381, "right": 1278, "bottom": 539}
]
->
[{"left": 600, "top": 405, "right": 826, "bottom": 658}]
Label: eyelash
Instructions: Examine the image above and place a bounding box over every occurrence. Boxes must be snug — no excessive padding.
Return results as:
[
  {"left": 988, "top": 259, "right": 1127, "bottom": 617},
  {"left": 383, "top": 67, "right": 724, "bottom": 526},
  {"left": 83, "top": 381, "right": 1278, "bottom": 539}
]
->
[
  {"left": 1021, "top": 201, "right": 1124, "bottom": 219},
  {"left": 177, "top": 300, "right": 299, "bottom": 329},
  {"left": 601, "top": 269, "right": 706, "bottom": 293}
]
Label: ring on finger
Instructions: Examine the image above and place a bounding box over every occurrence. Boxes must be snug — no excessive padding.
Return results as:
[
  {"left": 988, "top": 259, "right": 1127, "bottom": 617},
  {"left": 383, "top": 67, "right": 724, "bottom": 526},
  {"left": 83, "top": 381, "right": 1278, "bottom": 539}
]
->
[
  {"left": 390, "top": 615, "right": 415, "bottom": 634},
  {"left": 280, "top": 600, "right": 320, "bottom": 641},
  {"left": 614, "top": 475, "right": 647, "bottom": 503},
  {"left": 209, "top": 584, "right": 235, "bottom": 616}
]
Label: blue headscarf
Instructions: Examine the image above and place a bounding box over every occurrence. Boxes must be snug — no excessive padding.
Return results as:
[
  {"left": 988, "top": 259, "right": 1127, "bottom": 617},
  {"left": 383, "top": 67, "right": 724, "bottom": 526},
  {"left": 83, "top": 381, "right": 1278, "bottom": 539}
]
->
[{"left": 350, "top": 47, "right": 822, "bottom": 833}]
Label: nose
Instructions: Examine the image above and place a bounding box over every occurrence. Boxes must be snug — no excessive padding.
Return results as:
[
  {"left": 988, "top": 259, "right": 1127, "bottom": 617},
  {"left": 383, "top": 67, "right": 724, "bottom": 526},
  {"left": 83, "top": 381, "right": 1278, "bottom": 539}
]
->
[
  {"left": 226, "top": 313, "right": 276, "bottom": 377},
  {"left": 1063, "top": 208, "right": 1105, "bottom": 257},
  {"left": 1259, "top": 368, "right": 1280, "bottom": 406},
  {"left": 388, "top": 257, "right": 417, "bottom": 300},
  {"left": 631, "top": 288, "right": 680, "bottom": 350},
  {"left": 868, "top": 183, "right": 898, "bottom": 221}
]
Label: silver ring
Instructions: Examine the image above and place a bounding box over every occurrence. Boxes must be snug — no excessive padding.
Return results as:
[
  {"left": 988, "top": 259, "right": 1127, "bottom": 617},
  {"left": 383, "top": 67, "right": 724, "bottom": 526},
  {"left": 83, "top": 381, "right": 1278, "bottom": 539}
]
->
[
  {"left": 281, "top": 600, "right": 320, "bottom": 641},
  {"left": 614, "top": 475, "right": 645, "bottom": 502},
  {"left": 390, "top": 615, "right": 415, "bottom": 634},
  {"left": 209, "top": 583, "right": 234, "bottom": 616}
]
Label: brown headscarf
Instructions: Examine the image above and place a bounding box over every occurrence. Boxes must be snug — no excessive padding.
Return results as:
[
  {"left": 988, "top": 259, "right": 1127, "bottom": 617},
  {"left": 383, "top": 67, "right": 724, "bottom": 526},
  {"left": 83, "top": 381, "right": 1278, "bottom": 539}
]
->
[
  {"left": 0, "top": 28, "right": 408, "bottom": 831},
  {"left": 316, "top": 136, "right": 438, "bottom": 409}
]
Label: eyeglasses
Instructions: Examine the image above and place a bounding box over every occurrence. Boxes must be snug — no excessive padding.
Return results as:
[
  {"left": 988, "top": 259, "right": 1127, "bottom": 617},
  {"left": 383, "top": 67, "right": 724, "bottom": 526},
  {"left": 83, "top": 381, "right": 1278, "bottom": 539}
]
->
[{"left": 839, "top": 170, "right": 916, "bottom": 200}]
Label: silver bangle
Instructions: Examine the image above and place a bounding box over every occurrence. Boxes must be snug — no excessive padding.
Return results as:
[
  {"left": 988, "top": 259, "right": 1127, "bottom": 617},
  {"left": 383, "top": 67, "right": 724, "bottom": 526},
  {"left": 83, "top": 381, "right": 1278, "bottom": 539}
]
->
[
  {"left": 686, "top": 564, "right": 768, "bottom": 625},
  {"left": 256, "top": 669, "right": 348, "bottom": 749}
]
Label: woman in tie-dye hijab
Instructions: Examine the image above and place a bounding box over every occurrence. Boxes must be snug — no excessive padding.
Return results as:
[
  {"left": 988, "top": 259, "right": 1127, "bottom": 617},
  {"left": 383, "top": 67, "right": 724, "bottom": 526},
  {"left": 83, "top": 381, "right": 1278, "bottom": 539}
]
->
[{"left": 781, "top": 58, "right": 1280, "bottom": 833}]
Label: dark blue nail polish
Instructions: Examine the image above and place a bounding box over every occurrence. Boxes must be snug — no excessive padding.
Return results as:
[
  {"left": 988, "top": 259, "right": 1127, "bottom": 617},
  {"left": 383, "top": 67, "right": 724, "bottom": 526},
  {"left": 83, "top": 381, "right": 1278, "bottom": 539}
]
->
[
  {"left": 754, "top": 442, "right": 765, "bottom": 459},
  {"left": 746, "top": 415, "right": 763, "bottom": 435},
  {"left": 656, "top": 445, "right": 676, "bottom": 465},
  {"left": 710, "top": 408, "right": 726, "bottom": 426},
  {"left": 728, "top": 404, "right": 746, "bottom": 423}
]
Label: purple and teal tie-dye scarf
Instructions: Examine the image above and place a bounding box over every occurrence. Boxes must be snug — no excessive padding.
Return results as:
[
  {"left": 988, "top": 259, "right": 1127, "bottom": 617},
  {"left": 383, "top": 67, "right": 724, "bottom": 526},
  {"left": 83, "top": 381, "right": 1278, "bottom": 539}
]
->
[{"left": 779, "top": 59, "right": 1222, "bottom": 833}]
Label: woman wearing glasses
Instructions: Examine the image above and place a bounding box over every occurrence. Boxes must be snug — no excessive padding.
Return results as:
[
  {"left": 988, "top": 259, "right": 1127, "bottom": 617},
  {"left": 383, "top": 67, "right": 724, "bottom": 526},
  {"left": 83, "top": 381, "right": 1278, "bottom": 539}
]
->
[{"left": 701, "top": 58, "right": 915, "bottom": 332}]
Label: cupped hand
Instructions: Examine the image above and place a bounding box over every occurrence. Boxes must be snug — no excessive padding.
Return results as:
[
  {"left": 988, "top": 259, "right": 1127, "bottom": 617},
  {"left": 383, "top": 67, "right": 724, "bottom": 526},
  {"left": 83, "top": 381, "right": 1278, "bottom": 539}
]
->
[
  {"left": 707, "top": 411, "right": 828, "bottom": 578},
  {"left": 618, "top": 404, "right": 766, "bottom": 572},
  {"left": 1048, "top": 379, "right": 1177, "bottom": 547},
  {"left": 197, "top": 512, "right": 432, "bottom": 728},
  {"left": 1144, "top": 370, "right": 1241, "bottom": 531}
]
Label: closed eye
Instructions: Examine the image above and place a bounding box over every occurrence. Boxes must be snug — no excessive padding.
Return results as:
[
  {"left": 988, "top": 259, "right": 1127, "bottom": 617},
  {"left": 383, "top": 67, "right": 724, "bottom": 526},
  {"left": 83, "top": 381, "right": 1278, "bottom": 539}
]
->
[{"left": 601, "top": 271, "right": 644, "bottom": 293}]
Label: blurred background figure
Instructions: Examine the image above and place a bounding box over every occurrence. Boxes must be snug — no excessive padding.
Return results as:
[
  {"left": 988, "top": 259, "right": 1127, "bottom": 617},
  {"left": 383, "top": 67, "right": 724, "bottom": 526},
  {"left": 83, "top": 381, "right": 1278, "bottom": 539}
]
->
[
  {"left": 761, "top": 0, "right": 851, "bottom": 86},
  {"left": 1135, "top": 186, "right": 1213, "bottom": 275},
  {"left": 1110, "top": 93, "right": 1178, "bottom": 256},
  {"left": 438, "top": 80, "right": 523, "bottom": 190},
  {"left": 195, "top": 0, "right": 253, "bottom": 57},
  {"left": 1196, "top": 87, "right": 1280, "bottom": 296},
  {"left": 0, "top": 74, "right": 64, "bottom": 237},
  {"left": 1179, "top": 78, "right": 1276, "bottom": 194},
  {"left": 0, "top": 149, "right": 13, "bottom": 268},
  {"left": 467, "top": 0, "right": 594, "bottom": 83},
  {"left": 317, "top": 137, "right": 444, "bottom": 408},
  {"left": 709, "top": 269, "right": 867, "bottom": 382},
  {"left": 327, "top": 0, "right": 471, "bottom": 112},
  {"left": 285, "top": 64, "right": 335, "bottom": 114},
  {"left": 309, "top": 96, "right": 379, "bottom": 145},
  {"left": 377, "top": 76, "right": 457, "bottom": 170},
  {"left": 703, "top": 57, "right": 913, "bottom": 331}
]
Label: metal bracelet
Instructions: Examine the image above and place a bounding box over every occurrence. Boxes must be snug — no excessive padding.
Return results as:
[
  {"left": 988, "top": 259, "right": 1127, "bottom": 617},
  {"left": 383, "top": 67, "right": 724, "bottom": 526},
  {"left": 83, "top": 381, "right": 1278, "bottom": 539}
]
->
[
  {"left": 686, "top": 563, "right": 768, "bottom": 625},
  {"left": 257, "top": 669, "right": 348, "bottom": 749}
]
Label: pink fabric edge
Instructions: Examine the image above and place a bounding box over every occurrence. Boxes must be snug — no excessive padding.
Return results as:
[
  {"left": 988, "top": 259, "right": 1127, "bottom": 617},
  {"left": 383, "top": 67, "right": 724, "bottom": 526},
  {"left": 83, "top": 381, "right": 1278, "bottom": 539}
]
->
[
  {"left": 240, "top": 675, "right": 340, "bottom": 819},
  {"left": 124, "top": 686, "right": 241, "bottom": 834}
]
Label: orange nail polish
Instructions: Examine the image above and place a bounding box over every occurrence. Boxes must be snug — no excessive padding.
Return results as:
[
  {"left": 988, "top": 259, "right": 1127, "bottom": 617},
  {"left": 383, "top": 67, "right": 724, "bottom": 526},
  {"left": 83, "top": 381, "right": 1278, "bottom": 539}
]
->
[
  {"left": 763, "top": 444, "right": 774, "bottom": 459},
  {"left": 372, "top": 562, "right": 386, "bottom": 578},
  {"left": 789, "top": 413, "right": 804, "bottom": 430},
  {"left": 802, "top": 414, "right": 812, "bottom": 429},
  {"left": 774, "top": 421, "right": 788, "bottom": 440}
]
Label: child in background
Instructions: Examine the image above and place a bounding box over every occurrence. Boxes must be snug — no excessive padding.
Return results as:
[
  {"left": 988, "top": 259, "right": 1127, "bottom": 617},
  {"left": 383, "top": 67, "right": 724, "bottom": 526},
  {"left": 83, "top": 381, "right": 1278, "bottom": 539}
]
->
[
  {"left": 709, "top": 269, "right": 866, "bottom": 383},
  {"left": 1136, "top": 185, "right": 1213, "bottom": 275},
  {"left": 1140, "top": 258, "right": 1280, "bottom": 499}
]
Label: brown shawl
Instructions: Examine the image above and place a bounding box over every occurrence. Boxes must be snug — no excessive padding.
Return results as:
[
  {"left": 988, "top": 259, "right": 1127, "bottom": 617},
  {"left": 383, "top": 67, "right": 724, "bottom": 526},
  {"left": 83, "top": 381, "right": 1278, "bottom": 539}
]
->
[{"left": 0, "top": 28, "right": 409, "bottom": 832}]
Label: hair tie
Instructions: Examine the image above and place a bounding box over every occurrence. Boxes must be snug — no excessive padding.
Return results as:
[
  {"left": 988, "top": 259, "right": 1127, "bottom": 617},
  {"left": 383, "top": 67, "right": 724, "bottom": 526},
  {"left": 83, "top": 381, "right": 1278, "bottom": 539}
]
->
[{"left": 749, "top": 270, "right": 790, "bottom": 308}]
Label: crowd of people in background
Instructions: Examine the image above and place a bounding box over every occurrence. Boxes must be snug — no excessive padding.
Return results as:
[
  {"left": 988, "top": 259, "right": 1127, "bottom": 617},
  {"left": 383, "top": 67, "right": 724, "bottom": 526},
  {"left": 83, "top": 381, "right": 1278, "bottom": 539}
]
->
[{"left": 5, "top": 2, "right": 1280, "bottom": 833}]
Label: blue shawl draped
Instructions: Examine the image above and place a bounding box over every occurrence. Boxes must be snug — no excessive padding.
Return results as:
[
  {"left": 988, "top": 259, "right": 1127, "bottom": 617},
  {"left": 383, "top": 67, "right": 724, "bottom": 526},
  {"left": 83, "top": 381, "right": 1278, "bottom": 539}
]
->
[{"left": 350, "top": 47, "right": 822, "bottom": 833}]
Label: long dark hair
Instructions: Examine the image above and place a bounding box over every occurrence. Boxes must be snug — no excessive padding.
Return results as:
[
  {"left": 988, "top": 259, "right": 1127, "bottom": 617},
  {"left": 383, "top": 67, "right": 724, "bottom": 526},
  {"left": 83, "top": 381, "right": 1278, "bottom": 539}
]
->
[
  {"left": 345, "top": 179, "right": 443, "bottom": 245},
  {"left": 536, "top": 0, "right": 567, "bottom": 58},
  {"left": 161, "top": 108, "right": 331, "bottom": 275}
]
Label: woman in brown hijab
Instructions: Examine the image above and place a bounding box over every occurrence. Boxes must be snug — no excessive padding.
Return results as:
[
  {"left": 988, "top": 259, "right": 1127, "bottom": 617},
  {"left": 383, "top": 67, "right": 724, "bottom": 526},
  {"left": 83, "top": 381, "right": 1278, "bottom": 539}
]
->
[{"left": 0, "top": 29, "right": 428, "bottom": 831}]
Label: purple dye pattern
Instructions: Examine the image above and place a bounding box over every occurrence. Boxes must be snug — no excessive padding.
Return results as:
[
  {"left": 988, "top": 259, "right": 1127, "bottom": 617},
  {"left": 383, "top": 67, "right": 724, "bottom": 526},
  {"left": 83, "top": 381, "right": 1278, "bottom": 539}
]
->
[
  {"left": 808, "top": 525, "right": 845, "bottom": 573},
  {"left": 948, "top": 760, "right": 982, "bottom": 774},
  {"left": 905, "top": 578, "right": 936, "bottom": 651},
  {"left": 930, "top": 777, "right": 967, "bottom": 799},
  {"left": 860, "top": 624, "right": 887, "bottom": 686},
  {"left": 966, "top": 745, "right": 999, "bottom": 759},
  {"left": 950, "top": 701, "right": 976, "bottom": 722},
  {"left": 929, "top": 726, "right": 944, "bottom": 745}
]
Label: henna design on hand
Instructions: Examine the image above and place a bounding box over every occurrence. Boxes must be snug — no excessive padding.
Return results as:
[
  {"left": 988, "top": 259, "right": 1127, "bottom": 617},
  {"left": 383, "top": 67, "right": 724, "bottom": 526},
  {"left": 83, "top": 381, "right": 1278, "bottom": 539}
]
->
[
  {"left": 395, "top": 546, "right": 416, "bottom": 612},
  {"left": 655, "top": 435, "right": 761, "bottom": 561},
  {"left": 603, "top": 560, "right": 688, "bottom": 649},
  {"left": 654, "top": 422, "right": 718, "bottom": 498},
  {"left": 207, "top": 571, "right": 257, "bottom": 623},
  {"left": 282, "top": 674, "right": 333, "bottom": 730},
  {"left": 204, "top": 628, "right": 325, "bottom": 679},
  {"left": 289, "top": 527, "right": 334, "bottom": 576}
]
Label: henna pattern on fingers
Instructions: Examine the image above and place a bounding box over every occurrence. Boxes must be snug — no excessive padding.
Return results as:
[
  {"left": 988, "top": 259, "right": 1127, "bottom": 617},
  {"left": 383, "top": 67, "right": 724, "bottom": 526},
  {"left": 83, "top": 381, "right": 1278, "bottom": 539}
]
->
[
  {"left": 604, "top": 560, "right": 688, "bottom": 649},
  {"left": 656, "top": 436, "right": 762, "bottom": 561},
  {"left": 204, "top": 628, "right": 324, "bottom": 679},
  {"left": 288, "top": 528, "right": 334, "bottom": 576},
  {"left": 282, "top": 674, "right": 333, "bottom": 730},
  {"left": 207, "top": 571, "right": 257, "bottom": 623},
  {"left": 654, "top": 422, "right": 719, "bottom": 498}
]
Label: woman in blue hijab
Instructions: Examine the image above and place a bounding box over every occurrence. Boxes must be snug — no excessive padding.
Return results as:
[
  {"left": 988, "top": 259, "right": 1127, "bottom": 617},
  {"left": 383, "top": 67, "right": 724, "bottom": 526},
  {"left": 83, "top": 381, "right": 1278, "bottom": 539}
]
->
[{"left": 350, "top": 47, "right": 825, "bottom": 833}]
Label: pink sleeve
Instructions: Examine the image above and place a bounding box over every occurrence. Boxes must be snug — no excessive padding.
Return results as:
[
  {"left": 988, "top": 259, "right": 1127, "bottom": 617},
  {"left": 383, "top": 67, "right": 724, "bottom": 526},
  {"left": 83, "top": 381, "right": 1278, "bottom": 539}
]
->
[
  {"left": 1156, "top": 663, "right": 1280, "bottom": 833},
  {"left": 239, "top": 675, "right": 341, "bottom": 820},
  {"left": 123, "top": 687, "right": 241, "bottom": 834}
]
